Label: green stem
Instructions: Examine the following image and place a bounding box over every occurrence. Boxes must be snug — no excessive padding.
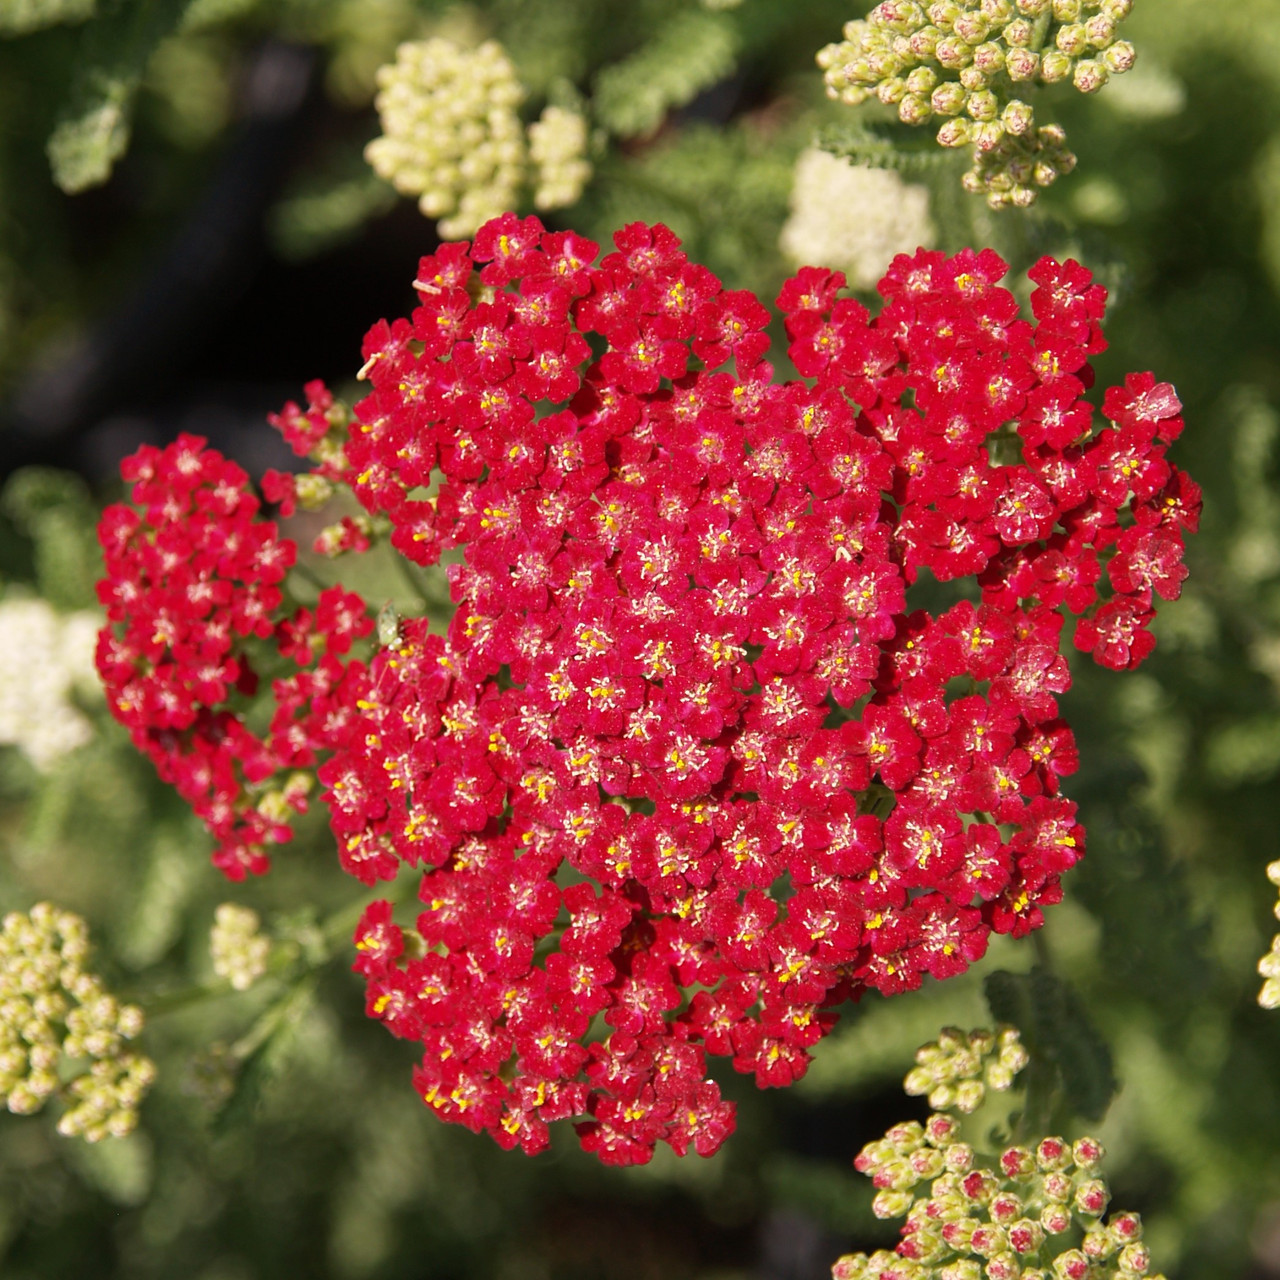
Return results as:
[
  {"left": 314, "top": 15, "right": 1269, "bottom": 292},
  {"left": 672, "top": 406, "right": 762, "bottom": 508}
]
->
[
  {"left": 1030, "top": 12, "right": 1052, "bottom": 52},
  {"left": 391, "top": 546, "right": 431, "bottom": 605},
  {"left": 288, "top": 559, "right": 331, "bottom": 595}
]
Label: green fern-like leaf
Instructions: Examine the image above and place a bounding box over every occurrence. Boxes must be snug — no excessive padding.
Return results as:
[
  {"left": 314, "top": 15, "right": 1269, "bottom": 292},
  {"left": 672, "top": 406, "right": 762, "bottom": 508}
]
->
[
  {"left": 814, "top": 120, "right": 956, "bottom": 177},
  {"left": 46, "top": 0, "right": 193, "bottom": 193},
  {"left": 592, "top": 10, "right": 739, "bottom": 138}
]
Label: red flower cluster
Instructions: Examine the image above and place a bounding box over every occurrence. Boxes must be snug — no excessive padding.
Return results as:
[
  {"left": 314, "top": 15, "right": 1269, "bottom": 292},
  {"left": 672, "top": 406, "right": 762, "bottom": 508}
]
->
[
  {"left": 97, "top": 214, "right": 1198, "bottom": 1165},
  {"left": 96, "top": 439, "right": 371, "bottom": 878}
]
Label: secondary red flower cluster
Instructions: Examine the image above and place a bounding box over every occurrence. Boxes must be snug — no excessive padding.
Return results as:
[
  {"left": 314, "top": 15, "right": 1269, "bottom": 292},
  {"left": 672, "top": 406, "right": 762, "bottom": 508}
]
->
[
  {"left": 97, "top": 214, "right": 1198, "bottom": 1165},
  {"left": 96, "top": 440, "right": 372, "bottom": 878}
]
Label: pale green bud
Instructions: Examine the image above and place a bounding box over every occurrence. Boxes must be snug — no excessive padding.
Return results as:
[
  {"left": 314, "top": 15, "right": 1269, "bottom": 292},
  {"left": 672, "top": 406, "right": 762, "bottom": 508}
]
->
[
  {"left": 1002, "top": 100, "right": 1035, "bottom": 135},
  {"left": 1005, "top": 47, "right": 1040, "bottom": 79},
  {"left": 1084, "top": 14, "right": 1116, "bottom": 45},
  {"left": 973, "top": 42, "right": 1006, "bottom": 74},
  {"left": 1056, "top": 23, "right": 1089, "bottom": 56},
  {"left": 1040, "top": 50, "right": 1073, "bottom": 81},
  {"left": 936, "top": 34, "right": 975, "bottom": 68},
  {"left": 953, "top": 13, "right": 989, "bottom": 43},
  {"left": 1073, "top": 59, "right": 1109, "bottom": 92},
  {"left": 1103, "top": 40, "right": 1136, "bottom": 73},
  {"left": 932, "top": 81, "right": 969, "bottom": 115},
  {"left": 873, "top": 1188, "right": 916, "bottom": 1218}
]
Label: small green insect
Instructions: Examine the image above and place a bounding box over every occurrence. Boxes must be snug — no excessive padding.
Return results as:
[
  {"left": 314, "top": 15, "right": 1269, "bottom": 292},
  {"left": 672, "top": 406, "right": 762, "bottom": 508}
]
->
[{"left": 377, "top": 601, "right": 403, "bottom": 648}]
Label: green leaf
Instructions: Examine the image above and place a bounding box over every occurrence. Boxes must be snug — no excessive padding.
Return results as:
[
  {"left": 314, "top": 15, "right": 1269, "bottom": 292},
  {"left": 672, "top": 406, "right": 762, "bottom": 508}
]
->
[
  {"left": 814, "top": 120, "right": 957, "bottom": 176},
  {"left": 213, "top": 977, "right": 317, "bottom": 1133},
  {"left": 983, "top": 966, "right": 1118, "bottom": 1124},
  {"left": 0, "top": 0, "right": 95, "bottom": 36},
  {"left": 46, "top": 0, "right": 193, "bottom": 193},
  {"left": 592, "top": 11, "right": 739, "bottom": 138}
]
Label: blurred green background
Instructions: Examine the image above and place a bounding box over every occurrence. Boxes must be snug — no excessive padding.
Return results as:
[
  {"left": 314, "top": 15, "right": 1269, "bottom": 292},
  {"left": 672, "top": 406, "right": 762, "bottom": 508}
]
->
[{"left": 1, "top": 1, "right": 1280, "bottom": 1277}]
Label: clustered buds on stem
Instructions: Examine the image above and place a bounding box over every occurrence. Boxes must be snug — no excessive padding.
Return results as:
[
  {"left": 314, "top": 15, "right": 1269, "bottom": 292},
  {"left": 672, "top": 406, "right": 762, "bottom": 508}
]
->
[
  {"left": 210, "top": 903, "right": 271, "bottom": 992},
  {"left": 97, "top": 214, "right": 1197, "bottom": 1165},
  {"left": 817, "top": 0, "right": 1136, "bottom": 207},
  {"left": 365, "top": 38, "right": 592, "bottom": 239},
  {"left": 904, "top": 1024, "right": 1030, "bottom": 1112},
  {"left": 834, "top": 1026, "right": 1163, "bottom": 1280},
  {"left": 1256, "top": 860, "right": 1280, "bottom": 1009},
  {"left": 0, "top": 904, "right": 154, "bottom": 1141}
]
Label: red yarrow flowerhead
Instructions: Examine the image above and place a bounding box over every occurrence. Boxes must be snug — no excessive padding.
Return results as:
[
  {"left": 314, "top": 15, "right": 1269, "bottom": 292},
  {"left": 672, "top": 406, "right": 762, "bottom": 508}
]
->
[{"left": 96, "top": 212, "right": 1198, "bottom": 1166}]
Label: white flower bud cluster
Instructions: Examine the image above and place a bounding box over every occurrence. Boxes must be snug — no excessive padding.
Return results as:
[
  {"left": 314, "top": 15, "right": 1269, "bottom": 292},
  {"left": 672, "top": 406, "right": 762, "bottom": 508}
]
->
[
  {"left": 210, "top": 904, "right": 271, "bottom": 992},
  {"left": 528, "top": 106, "right": 593, "bottom": 212},
  {"left": 1256, "top": 859, "right": 1280, "bottom": 1009},
  {"left": 816, "top": 0, "right": 1136, "bottom": 207},
  {"left": 366, "top": 39, "right": 591, "bottom": 240},
  {"left": 780, "top": 148, "right": 936, "bottom": 290},
  {"left": 833, "top": 1028, "right": 1165, "bottom": 1280},
  {"left": 0, "top": 903, "right": 154, "bottom": 1141},
  {"left": 0, "top": 597, "right": 101, "bottom": 771},
  {"left": 903, "top": 1025, "right": 1030, "bottom": 1112}
]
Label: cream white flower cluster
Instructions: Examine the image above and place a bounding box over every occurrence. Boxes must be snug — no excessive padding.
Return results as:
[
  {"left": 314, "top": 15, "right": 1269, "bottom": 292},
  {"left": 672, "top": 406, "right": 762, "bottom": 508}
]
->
[
  {"left": 780, "top": 147, "right": 935, "bottom": 290},
  {"left": 903, "top": 1025, "right": 1031, "bottom": 1112},
  {"left": 817, "top": 0, "right": 1136, "bottom": 208},
  {"left": 210, "top": 903, "right": 271, "bottom": 992},
  {"left": 1256, "top": 860, "right": 1280, "bottom": 1009},
  {"left": 0, "top": 597, "right": 100, "bottom": 771},
  {"left": 833, "top": 1027, "right": 1164, "bottom": 1280},
  {"left": 365, "top": 39, "right": 591, "bottom": 239},
  {"left": 527, "top": 105, "right": 593, "bottom": 212},
  {"left": 0, "top": 904, "right": 154, "bottom": 1141}
]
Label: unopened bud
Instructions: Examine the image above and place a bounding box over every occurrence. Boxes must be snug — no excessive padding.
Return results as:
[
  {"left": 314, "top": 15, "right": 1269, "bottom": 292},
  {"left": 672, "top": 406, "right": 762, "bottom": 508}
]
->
[
  {"left": 1002, "top": 18, "right": 1035, "bottom": 46},
  {"left": 873, "top": 1188, "right": 916, "bottom": 1218},
  {"left": 294, "top": 474, "right": 334, "bottom": 510},
  {"left": 1084, "top": 14, "right": 1116, "bottom": 46},
  {"left": 1051, "top": 1250, "right": 1089, "bottom": 1280},
  {"left": 906, "top": 65, "right": 939, "bottom": 93},
  {"left": 1005, "top": 48, "right": 1040, "bottom": 79},
  {"left": 935, "top": 35, "right": 974, "bottom": 68},
  {"left": 972, "top": 42, "right": 1006, "bottom": 74},
  {"left": 932, "top": 81, "right": 969, "bottom": 115},
  {"left": 1074, "top": 1177, "right": 1110, "bottom": 1216},
  {"left": 1103, "top": 40, "right": 1136, "bottom": 73},
  {"left": 987, "top": 1252, "right": 1021, "bottom": 1280},
  {"left": 878, "top": 76, "right": 909, "bottom": 104},
  {"left": 926, "top": 1113, "right": 962, "bottom": 1145},
  {"left": 1009, "top": 1220, "right": 1044, "bottom": 1255},
  {"left": 900, "top": 93, "right": 934, "bottom": 124},
  {"left": 888, "top": 1120, "right": 926, "bottom": 1153},
  {"left": 1051, "top": 0, "right": 1081, "bottom": 18},
  {"left": 1072, "top": 1136, "right": 1105, "bottom": 1168},
  {"left": 999, "top": 1147, "right": 1035, "bottom": 1179},
  {"left": 1082, "top": 1230, "right": 1115, "bottom": 1260},
  {"left": 954, "top": 13, "right": 989, "bottom": 43},
  {"left": 1073, "top": 58, "right": 1108, "bottom": 92},
  {"left": 990, "top": 1192, "right": 1024, "bottom": 1225},
  {"left": 1041, "top": 1204, "right": 1073, "bottom": 1235},
  {"left": 940, "top": 1262, "right": 983, "bottom": 1280},
  {"left": 1118, "top": 1243, "right": 1151, "bottom": 1275},
  {"left": 832, "top": 1254, "right": 869, "bottom": 1280},
  {"left": 1040, "top": 51, "right": 1073, "bottom": 82}
]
